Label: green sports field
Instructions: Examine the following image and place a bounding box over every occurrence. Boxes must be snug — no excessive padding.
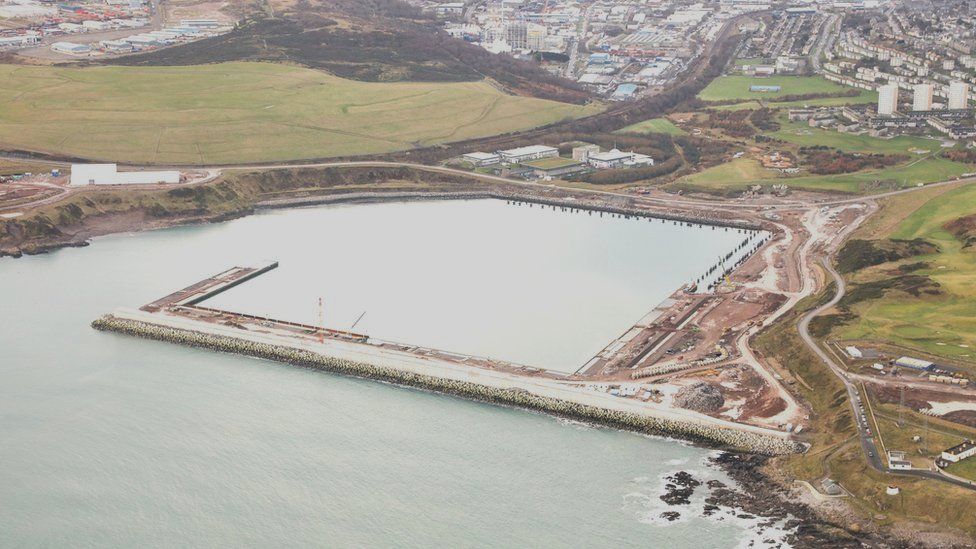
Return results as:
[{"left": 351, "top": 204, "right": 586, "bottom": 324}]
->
[
  {"left": 615, "top": 117, "right": 687, "bottom": 135},
  {"left": 697, "top": 75, "right": 875, "bottom": 104},
  {"left": 0, "top": 62, "right": 601, "bottom": 164}
]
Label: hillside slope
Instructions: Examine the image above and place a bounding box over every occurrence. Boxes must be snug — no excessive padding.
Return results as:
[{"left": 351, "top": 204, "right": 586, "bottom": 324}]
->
[
  {"left": 103, "top": 0, "right": 591, "bottom": 104},
  {"left": 0, "top": 62, "right": 600, "bottom": 164}
]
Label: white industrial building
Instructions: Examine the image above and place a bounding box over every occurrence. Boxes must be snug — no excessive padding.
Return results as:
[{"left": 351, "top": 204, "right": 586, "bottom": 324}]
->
[
  {"left": 461, "top": 152, "right": 500, "bottom": 166},
  {"left": 51, "top": 42, "right": 91, "bottom": 55},
  {"left": 433, "top": 2, "right": 465, "bottom": 16},
  {"left": 179, "top": 19, "right": 222, "bottom": 29},
  {"left": 941, "top": 440, "right": 976, "bottom": 463},
  {"left": 497, "top": 145, "right": 558, "bottom": 164},
  {"left": 124, "top": 35, "right": 161, "bottom": 47},
  {"left": 69, "top": 164, "right": 180, "bottom": 186},
  {"left": 894, "top": 356, "right": 935, "bottom": 371},
  {"left": 0, "top": 34, "right": 40, "bottom": 48},
  {"left": 877, "top": 84, "right": 898, "bottom": 115},
  {"left": 586, "top": 149, "right": 654, "bottom": 169},
  {"left": 886, "top": 450, "right": 912, "bottom": 470},
  {"left": 100, "top": 39, "right": 134, "bottom": 53}
]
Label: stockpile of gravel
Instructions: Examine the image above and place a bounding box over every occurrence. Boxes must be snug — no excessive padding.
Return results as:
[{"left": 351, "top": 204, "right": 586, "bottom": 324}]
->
[{"left": 674, "top": 382, "right": 725, "bottom": 413}]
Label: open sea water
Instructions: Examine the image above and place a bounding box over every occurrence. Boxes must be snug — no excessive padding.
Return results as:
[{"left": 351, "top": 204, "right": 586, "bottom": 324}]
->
[{"left": 0, "top": 200, "right": 788, "bottom": 547}]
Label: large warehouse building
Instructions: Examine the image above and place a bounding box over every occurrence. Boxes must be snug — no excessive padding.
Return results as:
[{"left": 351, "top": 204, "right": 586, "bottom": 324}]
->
[{"left": 70, "top": 164, "right": 180, "bottom": 186}]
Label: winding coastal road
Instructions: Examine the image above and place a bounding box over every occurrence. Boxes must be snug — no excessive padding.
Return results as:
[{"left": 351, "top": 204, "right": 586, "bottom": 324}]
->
[{"left": 7, "top": 154, "right": 972, "bottom": 213}]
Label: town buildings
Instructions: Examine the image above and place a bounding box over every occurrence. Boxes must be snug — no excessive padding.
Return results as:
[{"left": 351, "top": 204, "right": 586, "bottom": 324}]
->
[
  {"left": 948, "top": 81, "right": 970, "bottom": 110},
  {"left": 913, "top": 84, "right": 934, "bottom": 111},
  {"left": 878, "top": 84, "right": 899, "bottom": 115}
]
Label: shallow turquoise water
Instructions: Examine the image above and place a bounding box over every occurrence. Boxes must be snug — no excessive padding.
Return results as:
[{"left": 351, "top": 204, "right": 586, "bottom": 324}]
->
[{"left": 0, "top": 200, "right": 783, "bottom": 547}]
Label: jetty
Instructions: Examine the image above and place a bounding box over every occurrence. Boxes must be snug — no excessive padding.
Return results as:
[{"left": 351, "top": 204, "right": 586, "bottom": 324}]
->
[{"left": 92, "top": 261, "right": 804, "bottom": 456}]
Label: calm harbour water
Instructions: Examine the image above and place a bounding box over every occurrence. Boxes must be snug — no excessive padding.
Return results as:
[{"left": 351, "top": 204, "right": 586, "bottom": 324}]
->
[{"left": 0, "top": 200, "right": 788, "bottom": 547}]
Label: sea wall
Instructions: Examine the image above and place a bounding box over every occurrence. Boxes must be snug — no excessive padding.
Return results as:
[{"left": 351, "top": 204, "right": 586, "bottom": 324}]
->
[{"left": 92, "top": 315, "right": 803, "bottom": 456}]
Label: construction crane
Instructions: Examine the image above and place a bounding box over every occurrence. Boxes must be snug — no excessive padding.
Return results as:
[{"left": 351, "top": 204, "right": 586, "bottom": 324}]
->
[{"left": 351, "top": 311, "right": 367, "bottom": 331}]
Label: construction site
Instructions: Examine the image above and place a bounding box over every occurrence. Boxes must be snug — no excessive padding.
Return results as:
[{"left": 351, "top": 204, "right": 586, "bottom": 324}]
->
[{"left": 87, "top": 192, "right": 867, "bottom": 456}]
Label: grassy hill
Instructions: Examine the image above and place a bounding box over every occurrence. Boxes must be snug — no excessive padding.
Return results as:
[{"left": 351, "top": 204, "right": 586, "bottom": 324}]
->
[
  {"left": 615, "top": 117, "right": 687, "bottom": 136},
  {"left": 104, "top": 7, "right": 591, "bottom": 105},
  {"left": 666, "top": 108, "right": 969, "bottom": 195},
  {"left": 671, "top": 154, "right": 968, "bottom": 194},
  {"left": 0, "top": 62, "right": 601, "bottom": 165}
]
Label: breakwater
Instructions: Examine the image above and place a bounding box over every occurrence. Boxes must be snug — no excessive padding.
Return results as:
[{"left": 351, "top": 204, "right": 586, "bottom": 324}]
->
[
  {"left": 92, "top": 315, "right": 803, "bottom": 456},
  {"left": 254, "top": 191, "right": 762, "bottom": 231}
]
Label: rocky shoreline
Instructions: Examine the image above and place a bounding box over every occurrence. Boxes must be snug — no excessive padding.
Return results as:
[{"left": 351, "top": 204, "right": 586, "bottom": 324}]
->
[
  {"left": 707, "top": 452, "right": 956, "bottom": 548},
  {"left": 91, "top": 314, "right": 803, "bottom": 456},
  {"left": 650, "top": 454, "right": 930, "bottom": 547},
  {"left": 2, "top": 186, "right": 762, "bottom": 258}
]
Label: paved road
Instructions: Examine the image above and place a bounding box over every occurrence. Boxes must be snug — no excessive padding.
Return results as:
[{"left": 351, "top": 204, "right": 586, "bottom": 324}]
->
[
  {"left": 5, "top": 155, "right": 976, "bottom": 216},
  {"left": 799, "top": 256, "right": 976, "bottom": 491},
  {"left": 563, "top": 3, "right": 593, "bottom": 79},
  {"left": 809, "top": 13, "right": 839, "bottom": 73},
  {"left": 213, "top": 160, "right": 976, "bottom": 211}
]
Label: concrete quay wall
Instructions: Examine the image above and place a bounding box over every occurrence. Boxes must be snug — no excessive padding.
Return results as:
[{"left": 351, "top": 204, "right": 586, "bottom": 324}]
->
[
  {"left": 92, "top": 315, "right": 803, "bottom": 456},
  {"left": 254, "top": 191, "right": 761, "bottom": 231}
]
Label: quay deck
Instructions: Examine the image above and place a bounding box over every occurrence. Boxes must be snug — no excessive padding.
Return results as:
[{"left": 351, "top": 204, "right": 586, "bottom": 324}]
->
[{"left": 143, "top": 261, "right": 280, "bottom": 312}]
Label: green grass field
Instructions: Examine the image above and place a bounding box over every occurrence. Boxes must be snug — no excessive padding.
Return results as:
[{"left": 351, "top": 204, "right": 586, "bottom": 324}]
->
[
  {"left": 838, "top": 183, "right": 976, "bottom": 364},
  {"left": 671, "top": 157, "right": 767, "bottom": 188},
  {"left": 708, "top": 91, "right": 878, "bottom": 110},
  {"left": 521, "top": 156, "right": 579, "bottom": 169},
  {"left": 770, "top": 119, "right": 940, "bottom": 155},
  {"left": 671, "top": 155, "right": 969, "bottom": 194},
  {"left": 0, "top": 159, "right": 48, "bottom": 176},
  {"left": 946, "top": 457, "right": 976, "bottom": 481},
  {"left": 0, "top": 62, "right": 601, "bottom": 164},
  {"left": 778, "top": 156, "right": 970, "bottom": 193},
  {"left": 697, "top": 75, "right": 868, "bottom": 102},
  {"left": 615, "top": 117, "right": 687, "bottom": 135}
]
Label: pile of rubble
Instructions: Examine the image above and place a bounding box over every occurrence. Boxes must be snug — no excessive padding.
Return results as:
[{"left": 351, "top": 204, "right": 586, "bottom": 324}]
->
[{"left": 674, "top": 381, "right": 725, "bottom": 413}]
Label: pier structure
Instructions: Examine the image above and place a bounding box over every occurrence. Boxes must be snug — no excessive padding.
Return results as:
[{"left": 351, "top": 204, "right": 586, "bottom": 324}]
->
[
  {"left": 142, "top": 261, "right": 280, "bottom": 312},
  {"left": 93, "top": 260, "right": 805, "bottom": 455}
]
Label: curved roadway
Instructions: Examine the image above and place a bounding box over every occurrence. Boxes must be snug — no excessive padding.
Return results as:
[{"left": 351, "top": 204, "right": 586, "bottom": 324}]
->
[
  {"left": 800, "top": 257, "right": 976, "bottom": 491},
  {"left": 5, "top": 156, "right": 974, "bottom": 212},
  {"left": 208, "top": 160, "right": 976, "bottom": 211}
]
